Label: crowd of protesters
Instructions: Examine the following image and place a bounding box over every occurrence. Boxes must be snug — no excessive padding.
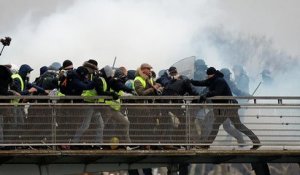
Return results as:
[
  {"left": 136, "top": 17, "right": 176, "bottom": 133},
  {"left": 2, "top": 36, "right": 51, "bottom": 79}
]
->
[{"left": 0, "top": 58, "right": 262, "bottom": 151}]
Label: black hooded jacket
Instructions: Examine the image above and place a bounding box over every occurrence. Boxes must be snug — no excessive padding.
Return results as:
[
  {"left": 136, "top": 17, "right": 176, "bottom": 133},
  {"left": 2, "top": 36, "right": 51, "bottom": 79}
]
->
[
  {"left": 61, "top": 69, "right": 94, "bottom": 96},
  {"left": 0, "top": 65, "right": 14, "bottom": 101},
  {"left": 11, "top": 64, "right": 46, "bottom": 95},
  {"left": 191, "top": 71, "right": 233, "bottom": 103}
]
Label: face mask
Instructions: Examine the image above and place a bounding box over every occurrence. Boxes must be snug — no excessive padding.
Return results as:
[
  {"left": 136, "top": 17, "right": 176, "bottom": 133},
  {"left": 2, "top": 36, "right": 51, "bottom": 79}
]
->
[{"left": 26, "top": 73, "right": 31, "bottom": 82}]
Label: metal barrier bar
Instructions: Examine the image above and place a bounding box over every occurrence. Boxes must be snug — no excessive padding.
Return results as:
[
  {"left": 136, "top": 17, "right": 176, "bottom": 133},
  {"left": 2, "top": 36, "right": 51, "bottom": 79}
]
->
[{"left": 0, "top": 96, "right": 299, "bottom": 150}]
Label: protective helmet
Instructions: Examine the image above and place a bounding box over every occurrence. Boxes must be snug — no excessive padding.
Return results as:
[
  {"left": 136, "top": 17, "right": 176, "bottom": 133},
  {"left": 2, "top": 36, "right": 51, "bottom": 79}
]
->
[
  {"left": 195, "top": 59, "right": 207, "bottom": 70},
  {"left": 48, "top": 62, "right": 62, "bottom": 71},
  {"left": 102, "top": 65, "right": 114, "bottom": 78},
  {"left": 158, "top": 69, "right": 166, "bottom": 78},
  {"left": 220, "top": 68, "right": 232, "bottom": 76},
  {"left": 195, "top": 59, "right": 206, "bottom": 66}
]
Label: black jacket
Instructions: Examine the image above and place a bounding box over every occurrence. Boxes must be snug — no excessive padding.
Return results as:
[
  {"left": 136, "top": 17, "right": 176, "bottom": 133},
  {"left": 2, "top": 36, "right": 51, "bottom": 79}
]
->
[
  {"left": 157, "top": 72, "right": 172, "bottom": 87},
  {"left": 62, "top": 70, "right": 94, "bottom": 96},
  {"left": 109, "top": 77, "right": 133, "bottom": 94},
  {"left": 163, "top": 78, "right": 197, "bottom": 96},
  {"left": 191, "top": 71, "right": 233, "bottom": 103},
  {"left": 0, "top": 65, "right": 14, "bottom": 102}
]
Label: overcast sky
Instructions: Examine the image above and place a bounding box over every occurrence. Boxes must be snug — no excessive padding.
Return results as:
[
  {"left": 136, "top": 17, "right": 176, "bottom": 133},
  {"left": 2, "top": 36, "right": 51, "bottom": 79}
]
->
[{"left": 0, "top": 0, "right": 300, "bottom": 93}]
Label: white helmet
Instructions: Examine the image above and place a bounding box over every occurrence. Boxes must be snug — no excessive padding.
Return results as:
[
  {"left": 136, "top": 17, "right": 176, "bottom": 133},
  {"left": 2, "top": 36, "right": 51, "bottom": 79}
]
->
[{"left": 10, "top": 64, "right": 19, "bottom": 74}]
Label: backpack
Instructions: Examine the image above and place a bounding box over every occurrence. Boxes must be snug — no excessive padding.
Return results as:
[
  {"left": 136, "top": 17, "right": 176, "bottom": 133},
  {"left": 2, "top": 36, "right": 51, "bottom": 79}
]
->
[{"left": 36, "top": 71, "right": 59, "bottom": 90}]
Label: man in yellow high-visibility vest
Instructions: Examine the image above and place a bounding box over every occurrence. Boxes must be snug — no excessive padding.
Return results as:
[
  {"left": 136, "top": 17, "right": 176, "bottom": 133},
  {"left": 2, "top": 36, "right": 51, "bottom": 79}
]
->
[
  {"left": 10, "top": 64, "right": 47, "bottom": 140},
  {"left": 134, "top": 63, "right": 162, "bottom": 96},
  {"left": 98, "top": 65, "right": 131, "bottom": 144},
  {"left": 73, "top": 60, "right": 105, "bottom": 147}
]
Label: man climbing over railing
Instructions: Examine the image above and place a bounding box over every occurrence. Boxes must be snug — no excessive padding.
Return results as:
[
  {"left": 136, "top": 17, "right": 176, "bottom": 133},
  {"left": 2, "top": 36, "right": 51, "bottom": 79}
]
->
[
  {"left": 191, "top": 67, "right": 261, "bottom": 150},
  {"left": 73, "top": 60, "right": 105, "bottom": 148}
]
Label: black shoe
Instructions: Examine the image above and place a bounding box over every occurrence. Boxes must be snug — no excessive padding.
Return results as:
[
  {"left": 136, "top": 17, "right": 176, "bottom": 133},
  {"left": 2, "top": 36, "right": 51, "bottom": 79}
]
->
[
  {"left": 196, "top": 145, "right": 210, "bottom": 149},
  {"left": 250, "top": 145, "right": 261, "bottom": 150}
]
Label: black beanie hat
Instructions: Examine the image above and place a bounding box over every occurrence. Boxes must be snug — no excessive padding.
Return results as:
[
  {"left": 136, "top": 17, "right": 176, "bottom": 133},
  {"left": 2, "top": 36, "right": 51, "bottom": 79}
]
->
[
  {"left": 62, "top": 60, "right": 73, "bottom": 69},
  {"left": 206, "top": 67, "right": 217, "bottom": 75}
]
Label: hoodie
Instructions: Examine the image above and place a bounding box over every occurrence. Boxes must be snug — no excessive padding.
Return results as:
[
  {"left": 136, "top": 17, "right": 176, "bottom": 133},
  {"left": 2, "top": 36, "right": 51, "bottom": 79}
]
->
[
  {"left": 18, "top": 64, "right": 33, "bottom": 80},
  {"left": 11, "top": 64, "right": 45, "bottom": 95}
]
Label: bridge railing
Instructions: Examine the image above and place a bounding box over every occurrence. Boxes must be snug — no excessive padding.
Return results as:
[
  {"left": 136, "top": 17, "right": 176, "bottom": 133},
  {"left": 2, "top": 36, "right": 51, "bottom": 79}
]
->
[{"left": 0, "top": 96, "right": 299, "bottom": 149}]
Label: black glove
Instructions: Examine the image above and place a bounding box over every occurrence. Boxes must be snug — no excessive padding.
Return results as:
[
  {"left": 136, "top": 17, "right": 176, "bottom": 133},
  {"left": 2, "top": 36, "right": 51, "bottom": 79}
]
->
[
  {"left": 199, "top": 95, "right": 207, "bottom": 103},
  {"left": 111, "top": 92, "right": 119, "bottom": 100},
  {"left": 93, "top": 76, "right": 102, "bottom": 86}
]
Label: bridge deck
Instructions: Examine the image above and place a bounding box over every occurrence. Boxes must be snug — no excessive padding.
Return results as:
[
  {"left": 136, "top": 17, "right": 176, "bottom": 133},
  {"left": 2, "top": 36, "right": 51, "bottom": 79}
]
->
[{"left": 1, "top": 149, "right": 300, "bottom": 164}]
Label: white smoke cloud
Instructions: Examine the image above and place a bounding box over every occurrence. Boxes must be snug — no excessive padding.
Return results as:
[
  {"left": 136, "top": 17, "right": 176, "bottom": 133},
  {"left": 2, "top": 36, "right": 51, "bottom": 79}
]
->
[
  {"left": 0, "top": 0, "right": 218, "bottom": 74},
  {"left": 1, "top": 0, "right": 300, "bottom": 95},
  {"left": 216, "top": 0, "right": 300, "bottom": 57}
]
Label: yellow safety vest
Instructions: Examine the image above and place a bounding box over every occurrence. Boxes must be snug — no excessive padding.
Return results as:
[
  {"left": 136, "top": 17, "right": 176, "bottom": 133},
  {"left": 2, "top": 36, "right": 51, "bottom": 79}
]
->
[
  {"left": 11, "top": 74, "right": 24, "bottom": 91},
  {"left": 81, "top": 77, "right": 121, "bottom": 111},
  {"left": 105, "top": 88, "right": 124, "bottom": 111},
  {"left": 82, "top": 89, "right": 98, "bottom": 102},
  {"left": 82, "top": 76, "right": 105, "bottom": 103},
  {"left": 57, "top": 91, "right": 65, "bottom": 96},
  {"left": 134, "top": 76, "right": 153, "bottom": 90},
  {"left": 11, "top": 74, "right": 24, "bottom": 104},
  {"left": 96, "top": 77, "right": 107, "bottom": 103}
]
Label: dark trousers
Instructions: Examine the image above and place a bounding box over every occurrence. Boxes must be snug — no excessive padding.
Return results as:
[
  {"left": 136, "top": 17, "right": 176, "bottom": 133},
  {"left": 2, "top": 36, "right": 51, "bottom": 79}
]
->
[{"left": 201, "top": 108, "right": 260, "bottom": 144}]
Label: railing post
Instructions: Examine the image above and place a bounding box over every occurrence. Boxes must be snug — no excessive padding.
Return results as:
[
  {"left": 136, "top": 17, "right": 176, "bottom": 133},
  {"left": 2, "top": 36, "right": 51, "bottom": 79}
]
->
[
  {"left": 185, "top": 99, "right": 192, "bottom": 149},
  {"left": 51, "top": 98, "right": 57, "bottom": 150}
]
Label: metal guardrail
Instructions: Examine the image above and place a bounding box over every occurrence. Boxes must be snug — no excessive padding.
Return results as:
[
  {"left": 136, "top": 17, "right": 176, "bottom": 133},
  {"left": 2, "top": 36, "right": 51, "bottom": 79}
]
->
[{"left": 0, "top": 96, "right": 299, "bottom": 150}]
